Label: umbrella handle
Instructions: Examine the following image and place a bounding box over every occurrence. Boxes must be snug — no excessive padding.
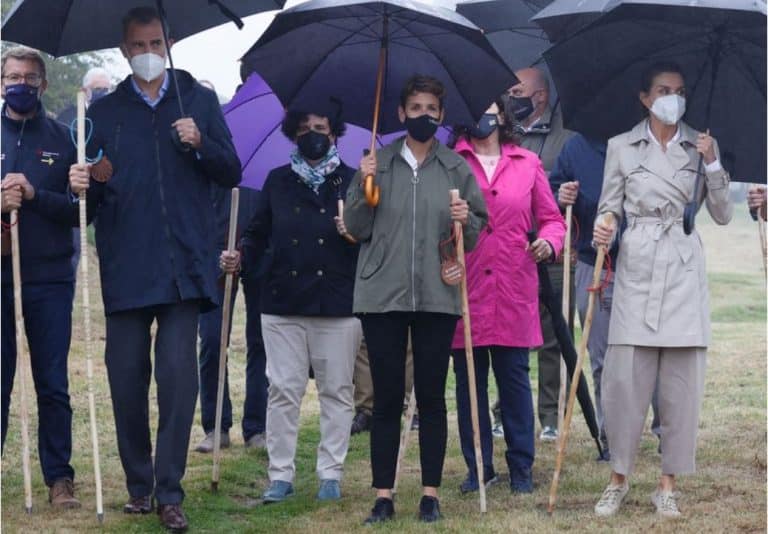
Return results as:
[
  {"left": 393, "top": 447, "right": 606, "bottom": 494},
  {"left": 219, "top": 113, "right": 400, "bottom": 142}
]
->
[{"left": 364, "top": 175, "right": 380, "bottom": 206}]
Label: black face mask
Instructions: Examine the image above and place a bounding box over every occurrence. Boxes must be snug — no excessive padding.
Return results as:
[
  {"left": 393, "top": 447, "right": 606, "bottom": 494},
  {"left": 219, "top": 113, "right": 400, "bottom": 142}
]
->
[
  {"left": 404, "top": 114, "right": 439, "bottom": 143},
  {"left": 469, "top": 113, "right": 498, "bottom": 140},
  {"left": 507, "top": 96, "right": 534, "bottom": 122},
  {"left": 297, "top": 130, "right": 331, "bottom": 161}
]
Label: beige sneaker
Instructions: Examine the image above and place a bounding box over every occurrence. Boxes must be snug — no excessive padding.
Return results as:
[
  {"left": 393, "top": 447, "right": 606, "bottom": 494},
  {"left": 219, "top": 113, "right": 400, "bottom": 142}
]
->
[
  {"left": 194, "top": 431, "right": 230, "bottom": 453},
  {"left": 651, "top": 489, "right": 682, "bottom": 518},
  {"left": 49, "top": 478, "right": 81, "bottom": 509},
  {"left": 595, "top": 481, "right": 629, "bottom": 517}
]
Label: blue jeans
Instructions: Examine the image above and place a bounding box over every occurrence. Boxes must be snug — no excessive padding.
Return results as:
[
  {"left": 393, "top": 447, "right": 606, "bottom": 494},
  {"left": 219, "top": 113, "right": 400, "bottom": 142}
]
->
[
  {"left": 198, "top": 278, "right": 267, "bottom": 439},
  {"left": 453, "top": 346, "right": 534, "bottom": 482},
  {"left": 1, "top": 281, "right": 75, "bottom": 485}
]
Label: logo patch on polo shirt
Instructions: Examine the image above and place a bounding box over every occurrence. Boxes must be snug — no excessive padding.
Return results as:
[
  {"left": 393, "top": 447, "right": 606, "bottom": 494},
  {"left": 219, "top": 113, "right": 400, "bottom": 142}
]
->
[{"left": 36, "top": 149, "right": 60, "bottom": 166}]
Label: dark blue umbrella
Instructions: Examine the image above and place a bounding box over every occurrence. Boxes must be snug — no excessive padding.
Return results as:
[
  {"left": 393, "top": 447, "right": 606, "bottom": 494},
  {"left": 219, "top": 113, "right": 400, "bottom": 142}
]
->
[
  {"left": 542, "top": 0, "right": 766, "bottom": 187},
  {"left": 1, "top": 0, "right": 284, "bottom": 56},
  {"left": 242, "top": 0, "right": 515, "bottom": 134},
  {"left": 242, "top": 0, "right": 515, "bottom": 205},
  {"left": 2, "top": 0, "right": 285, "bottom": 127},
  {"left": 455, "top": 0, "right": 553, "bottom": 69},
  {"left": 223, "top": 72, "right": 450, "bottom": 190}
]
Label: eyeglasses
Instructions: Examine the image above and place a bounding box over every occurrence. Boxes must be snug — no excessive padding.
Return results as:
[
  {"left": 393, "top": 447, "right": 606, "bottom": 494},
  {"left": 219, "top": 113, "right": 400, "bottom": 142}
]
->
[{"left": 2, "top": 73, "right": 43, "bottom": 86}]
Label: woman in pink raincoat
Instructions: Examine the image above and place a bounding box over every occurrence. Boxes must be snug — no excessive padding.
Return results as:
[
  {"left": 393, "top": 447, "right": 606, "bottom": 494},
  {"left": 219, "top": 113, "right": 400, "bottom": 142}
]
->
[{"left": 449, "top": 97, "right": 565, "bottom": 493}]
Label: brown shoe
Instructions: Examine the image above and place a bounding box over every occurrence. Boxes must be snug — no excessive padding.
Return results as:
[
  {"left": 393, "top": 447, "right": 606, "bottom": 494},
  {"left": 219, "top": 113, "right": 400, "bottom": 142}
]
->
[
  {"left": 123, "top": 495, "right": 153, "bottom": 514},
  {"left": 158, "top": 503, "right": 189, "bottom": 532},
  {"left": 49, "top": 478, "right": 81, "bottom": 509}
]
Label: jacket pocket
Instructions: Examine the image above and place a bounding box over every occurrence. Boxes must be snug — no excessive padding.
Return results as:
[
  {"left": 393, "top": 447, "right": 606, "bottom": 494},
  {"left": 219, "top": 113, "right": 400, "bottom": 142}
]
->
[{"left": 360, "top": 235, "right": 387, "bottom": 280}]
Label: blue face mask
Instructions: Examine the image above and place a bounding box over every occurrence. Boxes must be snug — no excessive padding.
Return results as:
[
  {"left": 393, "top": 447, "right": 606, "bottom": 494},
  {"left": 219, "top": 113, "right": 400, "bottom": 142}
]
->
[{"left": 4, "top": 83, "right": 39, "bottom": 114}]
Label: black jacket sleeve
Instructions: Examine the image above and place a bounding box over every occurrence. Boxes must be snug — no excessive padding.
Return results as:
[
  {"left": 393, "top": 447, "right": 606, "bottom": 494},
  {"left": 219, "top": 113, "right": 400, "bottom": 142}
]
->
[{"left": 196, "top": 92, "right": 241, "bottom": 188}]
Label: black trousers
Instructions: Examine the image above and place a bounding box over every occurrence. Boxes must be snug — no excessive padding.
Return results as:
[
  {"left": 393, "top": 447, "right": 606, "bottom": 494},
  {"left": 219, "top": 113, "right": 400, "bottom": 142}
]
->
[
  {"left": 105, "top": 300, "right": 199, "bottom": 505},
  {"left": 360, "top": 311, "right": 458, "bottom": 489}
]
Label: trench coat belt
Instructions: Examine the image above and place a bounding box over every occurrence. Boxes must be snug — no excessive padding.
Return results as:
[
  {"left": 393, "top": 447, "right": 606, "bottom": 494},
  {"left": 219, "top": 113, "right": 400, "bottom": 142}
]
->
[{"left": 627, "top": 215, "right": 691, "bottom": 331}]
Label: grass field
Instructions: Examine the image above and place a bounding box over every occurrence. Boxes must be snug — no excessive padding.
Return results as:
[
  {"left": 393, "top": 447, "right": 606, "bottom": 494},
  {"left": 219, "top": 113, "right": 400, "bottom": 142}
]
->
[{"left": 1, "top": 205, "right": 765, "bottom": 533}]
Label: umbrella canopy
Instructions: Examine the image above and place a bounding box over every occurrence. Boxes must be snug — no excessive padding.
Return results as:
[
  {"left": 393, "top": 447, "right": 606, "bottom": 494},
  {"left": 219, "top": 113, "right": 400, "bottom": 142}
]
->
[
  {"left": 223, "top": 72, "right": 450, "bottom": 190},
  {"left": 241, "top": 0, "right": 517, "bottom": 134},
  {"left": 455, "top": 0, "right": 553, "bottom": 70},
  {"left": 531, "top": 0, "right": 612, "bottom": 41},
  {"left": 542, "top": 0, "right": 766, "bottom": 183},
  {"left": 1, "top": 0, "right": 285, "bottom": 56}
]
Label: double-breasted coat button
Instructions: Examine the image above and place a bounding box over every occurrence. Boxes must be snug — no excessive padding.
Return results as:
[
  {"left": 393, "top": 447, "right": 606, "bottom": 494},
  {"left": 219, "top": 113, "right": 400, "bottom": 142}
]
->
[
  {"left": 292, "top": 238, "right": 299, "bottom": 246},
  {"left": 294, "top": 206, "right": 301, "bottom": 214},
  {"left": 318, "top": 238, "right": 324, "bottom": 245},
  {"left": 320, "top": 208, "right": 326, "bottom": 214},
  {"left": 291, "top": 270, "right": 298, "bottom": 277},
  {"left": 317, "top": 270, "right": 324, "bottom": 276}
]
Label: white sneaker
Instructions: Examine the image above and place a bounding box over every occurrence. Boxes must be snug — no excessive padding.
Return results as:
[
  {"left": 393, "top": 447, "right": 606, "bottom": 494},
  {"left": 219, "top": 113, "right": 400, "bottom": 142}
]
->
[
  {"left": 594, "top": 481, "right": 629, "bottom": 517},
  {"left": 651, "top": 489, "right": 682, "bottom": 518},
  {"left": 539, "top": 426, "right": 558, "bottom": 442}
]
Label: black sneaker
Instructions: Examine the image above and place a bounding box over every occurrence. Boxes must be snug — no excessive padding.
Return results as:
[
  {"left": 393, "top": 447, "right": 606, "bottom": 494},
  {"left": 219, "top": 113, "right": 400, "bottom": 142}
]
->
[
  {"left": 459, "top": 469, "right": 499, "bottom": 494},
  {"left": 510, "top": 467, "right": 534, "bottom": 494},
  {"left": 364, "top": 497, "right": 394, "bottom": 524},
  {"left": 418, "top": 496, "right": 441, "bottom": 522},
  {"left": 351, "top": 411, "right": 371, "bottom": 435}
]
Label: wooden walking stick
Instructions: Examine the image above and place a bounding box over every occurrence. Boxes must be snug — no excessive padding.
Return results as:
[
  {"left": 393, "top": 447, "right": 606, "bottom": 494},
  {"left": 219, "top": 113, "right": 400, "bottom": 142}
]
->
[
  {"left": 450, "top": 189, "right": 486, "bottom": 513},
  {"left": 9, "top": 208, "right": 33, "bottom": 514},
  {"left": 393, "top": 386, "right": 417, "bottom": 494},
  {"left": 758, "top": 212, "right": 766, "bottom": 280},
  {"left": 211, "top": 187, "right": 240, "bottom": 492},
  {"left": 557, "top": 205, "right": 573, "bottom": 446},
  {"left": 548, "top": 213, "right": 614, "bottom": 514},
  {"left": 76, "top": 90, "right": 104, "bottom": 523}
]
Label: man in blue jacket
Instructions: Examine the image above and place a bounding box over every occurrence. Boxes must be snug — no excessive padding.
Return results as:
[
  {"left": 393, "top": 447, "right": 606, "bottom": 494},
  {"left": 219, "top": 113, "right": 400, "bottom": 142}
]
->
[
  {"left": 550, "top": 133, "right": 617, "bottom": 460},
  {"left": 68, "top": 7, "right": 241, "bottom": 531},
  {"left": 1, "top": 46, "right": 82, "bottom": 509}
]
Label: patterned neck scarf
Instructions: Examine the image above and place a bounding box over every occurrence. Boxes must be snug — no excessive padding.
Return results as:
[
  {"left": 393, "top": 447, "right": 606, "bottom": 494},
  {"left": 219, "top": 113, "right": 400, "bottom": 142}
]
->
[{"left": 290, "top": 144, "right": 341, "bottom": 194}]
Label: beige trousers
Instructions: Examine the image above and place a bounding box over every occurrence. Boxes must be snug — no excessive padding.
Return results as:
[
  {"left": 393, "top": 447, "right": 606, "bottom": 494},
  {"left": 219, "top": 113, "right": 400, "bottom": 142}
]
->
[
  {"left": 261, "top": 314, "right": 362, "bottom": 482},
  {"left": 602, "top": 345, "right": 706, "bottom": 476},
  {"left": 353, "top": 334, "right": 414, "bottom": 415}
]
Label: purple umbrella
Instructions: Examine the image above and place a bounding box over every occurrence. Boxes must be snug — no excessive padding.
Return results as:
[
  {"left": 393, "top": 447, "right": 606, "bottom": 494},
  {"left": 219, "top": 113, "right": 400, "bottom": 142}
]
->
[{"left": 223, "top": 73, "right": 450, "bottom": 190}]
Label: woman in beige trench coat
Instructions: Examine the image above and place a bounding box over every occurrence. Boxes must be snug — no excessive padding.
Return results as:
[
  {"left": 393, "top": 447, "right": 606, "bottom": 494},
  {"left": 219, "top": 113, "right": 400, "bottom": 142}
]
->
[{"left": 591, "top": 61, "right": 732, "bottom": 519}]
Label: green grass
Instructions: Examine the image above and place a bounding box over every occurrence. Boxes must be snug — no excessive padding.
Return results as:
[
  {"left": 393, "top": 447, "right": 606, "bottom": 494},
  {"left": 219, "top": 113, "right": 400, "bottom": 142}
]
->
[{"left": 1, "top": 204, "right": 765, "bottom": 533}]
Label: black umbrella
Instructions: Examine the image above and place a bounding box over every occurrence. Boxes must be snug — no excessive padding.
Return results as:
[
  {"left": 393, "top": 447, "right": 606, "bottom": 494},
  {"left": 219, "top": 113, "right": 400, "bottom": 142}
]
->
[
  {"left": 527, "top": 231, "right": 606, "bottom": 459},
  {"left": 455, "top": 0, "right": 553, "bottom": 70},
  {"left": 530, "top": 0, "right": 612, "bottom": 41},
  {"left": 541, "top": 0, "right": 767, "bottom": 188},
  {"left": 2, "top": 0, "right": 285, "bottom": 125}
]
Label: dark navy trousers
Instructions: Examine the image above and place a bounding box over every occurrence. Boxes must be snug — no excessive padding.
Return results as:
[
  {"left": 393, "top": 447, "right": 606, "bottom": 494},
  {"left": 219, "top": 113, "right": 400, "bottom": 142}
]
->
[
  {"left": 1, "top": 281, "right": 75, "bottom": 485},
  {"left": 197, "top": 278, "right": 267, "bottom": 440},
  {"left": 453, "top": 346, "right": 534, "bottom": 481}
]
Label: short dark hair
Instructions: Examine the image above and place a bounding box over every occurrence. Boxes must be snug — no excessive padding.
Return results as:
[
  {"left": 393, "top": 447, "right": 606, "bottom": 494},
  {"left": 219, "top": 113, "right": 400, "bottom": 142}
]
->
[
  {"left": 447, "top": 94, "right": 521, "bottom": 149},
  {"left": 281, "top": 109, "right": 347, "bottom": 141},
  {"left": 122, "top": 6, "right": 170, "bottom": 41},
  {"left": 399, "top": 75, "right": 446, "bottom": 110},
  {"left": 640, "top": 61, "right": 685, "bottom": 93}
]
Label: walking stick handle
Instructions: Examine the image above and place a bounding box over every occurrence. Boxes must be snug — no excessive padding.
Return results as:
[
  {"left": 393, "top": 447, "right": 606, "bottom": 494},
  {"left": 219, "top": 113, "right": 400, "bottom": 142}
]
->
[{"left": 212, "top": 187, "right": 240, "bottom": 491}]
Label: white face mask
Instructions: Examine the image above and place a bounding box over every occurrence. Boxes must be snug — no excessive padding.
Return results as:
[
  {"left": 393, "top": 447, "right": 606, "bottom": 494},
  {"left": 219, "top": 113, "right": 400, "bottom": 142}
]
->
[
  {"left": 650, "top": 94, "right": 686, "bottom": 126},
  {"left": 129, "top": 52, "right": 166, "bottom": 83}
]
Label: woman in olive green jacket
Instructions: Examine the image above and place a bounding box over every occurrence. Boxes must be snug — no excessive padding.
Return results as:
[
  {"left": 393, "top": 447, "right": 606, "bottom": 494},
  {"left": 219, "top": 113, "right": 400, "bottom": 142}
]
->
[{"left": 342, "top": 75, "right": 487, "bottom": 524}]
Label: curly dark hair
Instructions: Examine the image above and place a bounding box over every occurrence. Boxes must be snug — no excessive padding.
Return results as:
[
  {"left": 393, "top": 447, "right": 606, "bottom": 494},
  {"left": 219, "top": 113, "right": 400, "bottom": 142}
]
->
[
  {"left": 447, "top": 94, "right": 522, "bottom": 148},
  {"left": 281, "top": 98, "right": 347, "bottom": 140}
]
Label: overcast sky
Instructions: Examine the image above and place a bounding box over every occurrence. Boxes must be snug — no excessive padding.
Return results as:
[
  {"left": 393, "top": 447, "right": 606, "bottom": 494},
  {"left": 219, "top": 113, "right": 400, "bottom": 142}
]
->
[{"left": 104, "top": 0, "right": 457, "bottom": 99}]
